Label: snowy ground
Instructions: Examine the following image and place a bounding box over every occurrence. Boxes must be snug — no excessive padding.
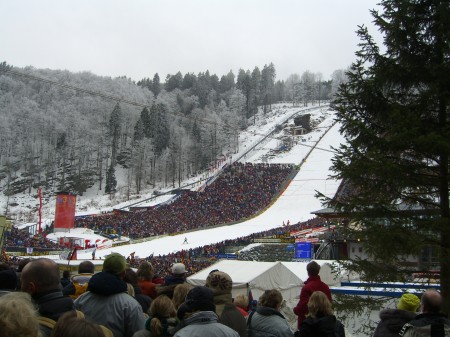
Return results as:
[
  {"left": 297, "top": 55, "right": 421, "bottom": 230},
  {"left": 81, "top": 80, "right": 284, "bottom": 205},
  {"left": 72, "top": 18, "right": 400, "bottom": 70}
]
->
[
  {"left": 8, "top": 103, "right": 343, "bottom": 259},
  {"left": 71, "top": 106, "right": 342, "bottom": 260}
]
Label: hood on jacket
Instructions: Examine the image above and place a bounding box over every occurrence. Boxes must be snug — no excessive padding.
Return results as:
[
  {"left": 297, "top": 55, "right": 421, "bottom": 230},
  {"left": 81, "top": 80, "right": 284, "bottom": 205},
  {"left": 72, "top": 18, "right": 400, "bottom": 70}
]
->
[
  {"left": 87, "top": 271, "right": 127, "bottom": 295},
  {"left": 302, "top": 314, "right": 338, "bottom": 335},
  {"left": 183, "top": 311, "right": 219, "bottom": 326}
]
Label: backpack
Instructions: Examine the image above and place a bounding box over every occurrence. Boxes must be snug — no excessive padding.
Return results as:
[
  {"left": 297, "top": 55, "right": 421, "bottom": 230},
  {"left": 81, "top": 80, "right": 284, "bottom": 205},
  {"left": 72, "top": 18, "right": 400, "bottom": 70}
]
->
[{"left": 70, "top": 281, "right": 89, "bottom": 299}]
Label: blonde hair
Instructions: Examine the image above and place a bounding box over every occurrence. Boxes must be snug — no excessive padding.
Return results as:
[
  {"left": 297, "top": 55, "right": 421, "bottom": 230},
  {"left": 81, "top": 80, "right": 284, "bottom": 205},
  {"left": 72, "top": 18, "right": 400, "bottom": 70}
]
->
[
  {"left": 259, "top": 289, "right": 282, "bottom": 309},
  {"left": 234, "top": 294, "right": 249, "bottom": 310},
  {"left": 307, "top": 291, "right": 333, "bottom": 317},
  {"left": 137, "top": 261, "right": 154, "bottom": 281},
  {"left": 149, "top": 295, "right": 176, "bottom": 337},
  {"left": 126, "top": 283, "right": 135, "bottom": 297},
  {"left": 0, "top": 292, "right": 40, "bottom": 337},
  {"left": 172, "top": 283, "right": 191, "bottom": 309}
]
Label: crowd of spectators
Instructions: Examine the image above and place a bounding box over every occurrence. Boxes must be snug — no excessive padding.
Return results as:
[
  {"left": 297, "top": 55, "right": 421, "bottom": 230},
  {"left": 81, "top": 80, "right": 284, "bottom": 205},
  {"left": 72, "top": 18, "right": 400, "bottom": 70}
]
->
[
  {"left": 74, "top": 163, "right": 295, "bottom": 239},
  {"left": 126, "top": 217, "right": 330, "bottom": 279},
  {"left": 4, "top": 226, "right": 61, "bottom": 250}
]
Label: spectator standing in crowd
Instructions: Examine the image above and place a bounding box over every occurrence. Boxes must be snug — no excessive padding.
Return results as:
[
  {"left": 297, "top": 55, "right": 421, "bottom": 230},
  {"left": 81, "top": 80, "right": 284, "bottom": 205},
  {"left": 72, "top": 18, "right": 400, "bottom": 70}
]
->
[
  {"left": 133, "top": 295, "right": 178, "bottom": 337},
  {"left": 172, "top": 283, "right": 192, "bottom": 310},
  {"left": 0, "top": 291, "right": 41, "bottom": 337},
  {"left": 51, "top": 311, "right": 110, "bottom": 337},
  {"left": 297, "top": 291, "right": 345, "bottom": 337},
  {"left": 175, "top": 286, "right": 239, "bottom": 337},
  {"left": 74, "top": 253, "right": 146, "bottom": 337},
  {"left": 293, "top": 261, "right": 332, "bottom": 330},
  {"left": 137, "top": 261, "right": 158, "bottom": 299},
  {"left": 400, "top": 289, "right": 450, "bottom": 337},
  {"left": 374, "top": 293, "right": 420, "bottom": 337},
  {"left": 21, "top": 258, "right": 75, "bottom": 337},
  {"left": 233, "top": 294, "right": 249, "bottom": 317},
  {"left": 157, "top": 263, "right": 187, "bottom": 299},
  {"left": 124, "top": 268, "right": 152, "bottom": 313},
  {"left": 63, "top": 260, "right": 95, "bottom": 300},
  {"left": 60, "top": 270, "right": 71, "bottom": 288},
  {"left": 247, "top": 289, "right": 293, "bottom": 337},
  {"left": 206, "top": 270, "right": 247, "bottom": 337}
]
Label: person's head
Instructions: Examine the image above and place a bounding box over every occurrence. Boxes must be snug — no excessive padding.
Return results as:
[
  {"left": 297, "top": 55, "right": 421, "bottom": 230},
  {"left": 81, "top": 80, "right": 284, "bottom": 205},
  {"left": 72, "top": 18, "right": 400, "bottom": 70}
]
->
[
  {"left": 421, "top": 289, "right": 443, "bottom": 314},
  {"left": 233, "top": 294, "right": 249, "bottom": 311},
  {"left": 397, "top": 293, "right": 420, "bottom": 312},
  {"left": 177, "top": 286, "right": 215, "bottom": 320},
  {"left": 171, "top": 263, "right": 187, "bottom": 278},
  {"left": 137, "top": 261, "right": 154, "bottom": 281},
  {"left": 78, "top": 261, "right": 95, "bottom": 274},
  {"left": 51, "top": 311, "right": 105, "bottom": 337},
  {"left": 307, "top": 291, "right": 333, "bottom": 317},
  {"left": 206, "top": 270, "right": 232, "bottom": 296},
  {"left": 102, "top": 253, "right": 127, "bottom": 277},
  {"left": 306, "top": 261, "right": 320, "bottom": 277},
  {"left": 258, "top": 289, "right": 283, "bottom": 310},
  {"left": 172, "top": 283, "right": 192, "bottom": 310},
  {"left": 123, "top": 268, "right": 138, "bottom": 286},
  {"left": 17, "top": 258, "right": 31, "bottom": 273},
  {"left": 21, "top": 258, "right": 60, "bottom": 296},
  {"left": 148, "top": 295, "right": 176, "bottom": 337},
  {"left": 62, "top": 270, "right": 71, "bottom": 279},
  {"left": 0, "top": 292, "right": 40, "bottom": 337}
]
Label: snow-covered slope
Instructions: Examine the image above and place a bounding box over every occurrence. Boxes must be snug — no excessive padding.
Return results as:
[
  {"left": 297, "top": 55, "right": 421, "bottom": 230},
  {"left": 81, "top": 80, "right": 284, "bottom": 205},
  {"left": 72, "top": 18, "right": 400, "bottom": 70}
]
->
[{"left": 74, "top": 105, "right": 343, "bottom": 259}]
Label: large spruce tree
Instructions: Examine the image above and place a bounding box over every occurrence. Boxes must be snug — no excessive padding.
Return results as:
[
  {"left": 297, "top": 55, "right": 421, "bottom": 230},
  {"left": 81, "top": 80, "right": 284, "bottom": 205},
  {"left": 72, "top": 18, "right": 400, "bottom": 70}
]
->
[{"left": 329, "top": 0, "right": 450, "bottom": 310}]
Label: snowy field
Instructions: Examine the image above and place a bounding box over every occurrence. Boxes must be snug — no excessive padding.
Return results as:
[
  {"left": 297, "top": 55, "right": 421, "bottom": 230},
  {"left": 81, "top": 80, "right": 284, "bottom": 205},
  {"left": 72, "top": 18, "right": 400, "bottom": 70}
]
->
[{"left": 71, "top": 105, "right": 343, "bottom": 259}]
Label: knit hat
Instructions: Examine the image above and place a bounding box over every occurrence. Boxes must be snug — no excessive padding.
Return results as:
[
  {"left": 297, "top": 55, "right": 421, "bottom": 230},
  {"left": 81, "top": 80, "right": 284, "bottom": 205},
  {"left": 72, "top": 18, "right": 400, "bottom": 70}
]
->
[
  {"left": 206, "top": 270, "right": 232, "bottom": 295},
  {"left": 103, "top": 253, "right": 127, "bottom": 275},
  {"left": 397, "top": 293, "right": 420, "bottom": 312},
  {"left": 177, "top": 286, "right": 216, "bottom": 319},
  {"left": 171, "top": 263, "right": 187, "bottom": 275}
]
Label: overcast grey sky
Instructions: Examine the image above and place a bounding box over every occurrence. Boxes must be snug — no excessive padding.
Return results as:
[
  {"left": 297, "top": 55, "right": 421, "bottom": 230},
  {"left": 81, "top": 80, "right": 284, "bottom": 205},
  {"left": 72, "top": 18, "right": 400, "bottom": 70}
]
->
[{"left": 1, "top": 0, "right": 383, "bottom": 81}]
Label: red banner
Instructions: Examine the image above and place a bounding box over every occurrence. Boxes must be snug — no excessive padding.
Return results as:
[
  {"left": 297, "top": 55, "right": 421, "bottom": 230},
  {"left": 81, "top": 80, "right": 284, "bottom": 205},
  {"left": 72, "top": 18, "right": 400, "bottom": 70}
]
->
[{"left": 54, "top": 193, "right": 77, "bottom": 230}]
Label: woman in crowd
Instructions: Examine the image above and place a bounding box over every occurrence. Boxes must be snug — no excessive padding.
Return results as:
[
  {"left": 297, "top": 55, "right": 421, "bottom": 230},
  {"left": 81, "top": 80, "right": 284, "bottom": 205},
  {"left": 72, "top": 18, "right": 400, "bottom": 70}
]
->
[
  {"left": 297, "top": 291, "right": 345, "bottom": 337},
  {"left": 124, "top": 268, "right": 152, "bottom": 313},
  {"left": 137, "top": 261, "right": 158, "bottom": 299},
  {"left": 133, "top": 295, "right": 178, "bottom": 337},
  {"left": 51, "top": 311, "right": 108, "bottom": 337},
  {"left": 0, "top": 292, "right": 41, "bottom": 337},
  {"left": 233, "top": 294, "right": 249, "bottom": 317},
  {"left": 247, "top": 289, "right": 293, "bottom": 337},
  {"left": 172, "top": 283, "right": 191, "bottom": 310}
]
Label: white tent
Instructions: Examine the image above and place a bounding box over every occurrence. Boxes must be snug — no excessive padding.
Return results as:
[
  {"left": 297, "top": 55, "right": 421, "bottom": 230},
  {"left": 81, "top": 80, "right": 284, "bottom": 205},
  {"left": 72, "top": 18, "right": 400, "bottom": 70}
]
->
[{"left": 186, "top": 260, "right": 304, "bottom": 302}]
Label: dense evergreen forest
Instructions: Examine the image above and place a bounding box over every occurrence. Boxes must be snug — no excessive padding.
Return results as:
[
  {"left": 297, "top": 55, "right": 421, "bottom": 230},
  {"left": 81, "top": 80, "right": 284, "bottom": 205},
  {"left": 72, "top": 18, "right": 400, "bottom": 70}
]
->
[{"left": 0, "top": 61, "right": 344, "bottom": 209}]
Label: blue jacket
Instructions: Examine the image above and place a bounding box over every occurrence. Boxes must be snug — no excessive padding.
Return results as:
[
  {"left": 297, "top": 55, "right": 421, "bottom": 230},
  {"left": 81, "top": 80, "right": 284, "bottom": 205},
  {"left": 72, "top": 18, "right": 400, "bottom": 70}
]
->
[{"left": 174, "top": 311, "right": 239, "bottom": 337}]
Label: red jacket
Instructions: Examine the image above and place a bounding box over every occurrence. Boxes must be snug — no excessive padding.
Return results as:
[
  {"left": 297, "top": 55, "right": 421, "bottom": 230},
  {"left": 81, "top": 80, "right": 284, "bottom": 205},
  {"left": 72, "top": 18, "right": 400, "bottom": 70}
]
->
[{"left": 293, "top": 275, "right": 332, "bottom": 330}]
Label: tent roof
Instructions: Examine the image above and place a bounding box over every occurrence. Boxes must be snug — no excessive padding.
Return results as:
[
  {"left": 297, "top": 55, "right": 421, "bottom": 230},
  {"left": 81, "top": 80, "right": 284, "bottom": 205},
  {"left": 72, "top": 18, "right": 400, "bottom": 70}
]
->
[{"left": 187, "top": 260, "right": 304, "bottom": 293}]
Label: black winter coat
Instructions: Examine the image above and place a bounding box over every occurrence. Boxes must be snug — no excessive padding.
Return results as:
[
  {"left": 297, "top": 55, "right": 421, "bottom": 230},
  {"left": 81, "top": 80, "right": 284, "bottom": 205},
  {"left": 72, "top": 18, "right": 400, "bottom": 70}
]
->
[
  {"left": 298, "top": 314, "right": 345, "bottom": 337},
  {"left": 373, "top": 308, "right": 416, "bottom": 337}
]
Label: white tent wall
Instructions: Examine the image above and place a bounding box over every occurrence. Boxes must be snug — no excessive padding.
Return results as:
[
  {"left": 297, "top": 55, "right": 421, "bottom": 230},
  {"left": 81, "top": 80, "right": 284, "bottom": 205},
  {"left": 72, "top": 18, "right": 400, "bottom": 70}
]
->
[{"left": 186, "top": 260, "right": 304, "bottom": 302}]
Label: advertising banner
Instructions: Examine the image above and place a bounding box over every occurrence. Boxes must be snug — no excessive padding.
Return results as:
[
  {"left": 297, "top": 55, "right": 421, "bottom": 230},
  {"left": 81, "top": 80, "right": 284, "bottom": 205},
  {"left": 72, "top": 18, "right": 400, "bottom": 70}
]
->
[{"left": 54, "top": 193, "right": 77, "bottom": 230}]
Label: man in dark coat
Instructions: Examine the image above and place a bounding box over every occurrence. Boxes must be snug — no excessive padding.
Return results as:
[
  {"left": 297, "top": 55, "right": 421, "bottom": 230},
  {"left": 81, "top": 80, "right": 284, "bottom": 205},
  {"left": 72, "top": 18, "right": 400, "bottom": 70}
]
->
[
  {"left": 156, "top": 263, "right": 187, "bottom": 299},
  {"left": 293, "top": 261, "right": 332, "bottom": 330},
  {"left": 21, "top": 258, "right": 75, "bottom": 337},
  {"left": 400, "top": 289, "right": 450, "bottom": 337},
  {"left": 374, "top": 293, "right": 420, "bottom": 337},
  {"left": 206, "top": 270, "right": 247, "bottom": 337}
]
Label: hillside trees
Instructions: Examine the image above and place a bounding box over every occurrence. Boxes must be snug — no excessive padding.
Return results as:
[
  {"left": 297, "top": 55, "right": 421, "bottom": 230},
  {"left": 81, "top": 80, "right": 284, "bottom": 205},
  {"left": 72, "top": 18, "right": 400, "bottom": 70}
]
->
[
  {"left": 328, "top": 0, "right": 450, "bottom": 312},
  {"left": 0, "top": 61, "right": 292, "bottom": 216}
]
